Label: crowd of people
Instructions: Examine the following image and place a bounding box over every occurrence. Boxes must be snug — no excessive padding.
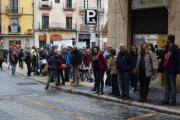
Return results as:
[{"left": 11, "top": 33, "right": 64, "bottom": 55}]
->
[{"left": 1, "top": 34, "right": 179, "bottom": 106}]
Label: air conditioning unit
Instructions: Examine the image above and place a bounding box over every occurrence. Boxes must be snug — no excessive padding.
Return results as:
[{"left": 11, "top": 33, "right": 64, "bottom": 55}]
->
[{"left": 27, "top": 29, "right": 33, "bottom": 34}]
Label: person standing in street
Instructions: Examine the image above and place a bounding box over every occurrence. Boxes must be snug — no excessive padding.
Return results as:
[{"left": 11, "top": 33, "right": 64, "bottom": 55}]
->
[
  {"left": 45, "top": 50, "right": 62, "bottom": 89},
  {"left": 18, "top": 49, "right": 24, "bottom": 68},
  {"left": 104, "top": 45, "right": 112, "bottom": 88},
  {"left": 117, "top": 43, "right": 133, "bottom": 100},
  {"left": 32, "top": 49, "right": 39, "bottom": 75},
  {"left": 157, "top": 34, "right": 180, "bottom": 106},
  {"left": 70, "top": 46, "right": 82, "bottom": 85},
  {"left": 62, "top": 47, "right": 72, "bottom": 82},
  {"left": 57, "top": 50, "right": 65, "bottom": 85},
  {"left": 107, "top": 49, "right": 120, "bottom": 97},
  {"left": 25, "top": 50, "right": 32, "bottom": 77},
  {"left": 92, "top": 46, "right": 107, "bottom": 95},
  {"left": 4, "top": 48, "right": 8, "bottom": 64},
  {"left": 10, "top": 51, "right": 18, "bottom": 75},
  {"left": 0, "top": 51, "right": 4, "bottom": 70},
  {"left": 133, "top": 41, "right": 157, "bottom": 102},
  {"left": 130, "top": 45, "right": 139, "bottom": 95}
]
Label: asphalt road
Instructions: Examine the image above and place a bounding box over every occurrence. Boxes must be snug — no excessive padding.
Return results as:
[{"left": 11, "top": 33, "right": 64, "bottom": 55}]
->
[{"left": 0, "top": 67, "right": 180, "bottom": 120}]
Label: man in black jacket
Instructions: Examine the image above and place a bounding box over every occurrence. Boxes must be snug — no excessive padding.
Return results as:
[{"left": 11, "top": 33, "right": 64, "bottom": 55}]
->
[
  {"left": 18, "top": 49, "right": 24, "bottom": 67},
  {"left": 116, "top": 43, "right": 133, "bottom": 101},
  {"left": 157, "top": 34, "right": 180, "bottom": 106},
  {"left": 25, "top": 50, "right": 32, "bottom": 77},
  {"left": 70, "top": 45, "right": 82, "bottom": 85}
]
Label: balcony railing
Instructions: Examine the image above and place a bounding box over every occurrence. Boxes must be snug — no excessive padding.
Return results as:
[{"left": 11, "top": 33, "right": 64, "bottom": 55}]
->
[
  {"left": 8, "top": 25, "right": 21, "bottom": 33},
  {"left": 79, "top": 6, "right": 105, "bottom": 14},
  {"left": 39, "top": 1, "right": 52, "bottom": 10},
  {"left": 6, "top": 6, "right": 23, "bottom": 15},
  {"left": 39, "top": 22, "right": 76, "bottom": 30},
  {"left": 63, "top": 2, "right": 76, "bottom": 11},
  {"left": 93, "top": 24, "right": 103, "bottom": 31},
  {"left": 80, "top": 24, "right": 90, "bottom": 31}
]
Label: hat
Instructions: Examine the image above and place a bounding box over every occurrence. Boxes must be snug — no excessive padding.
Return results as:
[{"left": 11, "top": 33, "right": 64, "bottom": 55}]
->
[{"left": 86, "top": 49, "right": 90, "bottom": 52}]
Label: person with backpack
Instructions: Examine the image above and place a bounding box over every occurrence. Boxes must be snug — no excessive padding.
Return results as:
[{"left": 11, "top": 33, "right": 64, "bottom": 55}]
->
[{"left": 45, "top": 50, "right": 62, "bottom": 89}]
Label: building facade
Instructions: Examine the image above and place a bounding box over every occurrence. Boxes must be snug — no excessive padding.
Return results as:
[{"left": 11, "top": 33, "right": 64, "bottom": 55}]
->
[
  {"left": 77, "top": 0, "right": 108, "bottom": 49},
  {"left": 34, "top": 0, "right": 78, "bottom": 48},
  {"left": 108, "top": 0, "right": 180, "bottom": 92},
  {"left": 0, "top": 0, "right": 34, "bottom": 49}
]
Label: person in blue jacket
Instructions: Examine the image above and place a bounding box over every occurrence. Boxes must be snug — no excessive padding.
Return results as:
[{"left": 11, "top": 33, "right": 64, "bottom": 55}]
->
[{"left": 62, "top": 47, "right": 72, "bottom": 82}]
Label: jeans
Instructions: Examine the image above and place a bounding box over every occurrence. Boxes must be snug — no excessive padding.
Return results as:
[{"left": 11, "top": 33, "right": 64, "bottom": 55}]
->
[
  {"left": 163, "top": 69, "right": 177, "bottom": 101},
  {"left": 119, "top": 72, "right": 130, "bottom": 96},
  {"left": 72, "top": 66, "right": 79, "bottom": 82},
  {"left": 57, "top": 70, "right": 65, "bottom": 84},
  {"left": 11, "top": 63, "right": 17, "bottom": 74},
  {"left": 105, "top": 71, "right": 111, "bottom": 86},
  {"left": 82, "top": 71, "right": 93, "bottom": 80},
  {"left": 96, "top": 70, "right": 105, "bottom": 90},
  {"left": 33, "top": 67, "right": 38, "bottom": 75},
  {"left": 46, "top": 70, "right": 58, "bottom": 87},
  {"left": 65, "top": 67, "right": 70, "bottom": 81}
]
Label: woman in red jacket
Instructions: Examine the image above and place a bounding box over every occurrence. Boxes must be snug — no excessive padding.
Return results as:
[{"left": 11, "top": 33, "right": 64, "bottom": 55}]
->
[
  {"left": 57, "top": 51, "right": 65, "bottom": 85},
  {"left": 91, "top": 46, "right": 108, "bottom": 95}
]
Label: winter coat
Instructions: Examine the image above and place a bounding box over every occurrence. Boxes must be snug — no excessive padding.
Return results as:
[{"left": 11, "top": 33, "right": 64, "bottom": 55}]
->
[
  {"left": 0, "top": 54, "right": 4, "bottom": 62},
  {"left": 108, "top": 56, "right": 118, "bottom": 74},
  {"left": 83, "top": 54, "right": 92, "bottom": 64},
  {"left": 11, "top": 54, "right": 18, "bottom": 64},
  {"left": 93, "top": 52, "right": 108, "bottom": 71},
  {"left": 103, "top": 51, "right": 111, "bottom": 68},
  {"left": 131, "top": 52, "right": 138, "bottom": 71},
  {"left": 62, "top": 52, "right": 72, "bottom": 67},
  {"left": 25, "top": 53, "right": 32, "bottom": 64},
  {"left": 158, "top": 43, "right": 180, "bottom": 74},
  {"left": 47, "top": 49, "right": 53, "bottom": 61},
  {"left": 116, "top": 50, "right": 134, "bottom": 73},
  {"left": 4, "top": 49, "right": 8, "bottom": 57},
  {"left": 135, "top": 50, "right": 157, "bottom": 78},
  {"left": 19, "top": 51, "right": 24, "bottom": 60},
  {"left": 32, "top": 53, "right": 38, "bottom": 67},
  {"left": 71, "top": 50, "right": 82, "bottom": 66},
  {"left": 48, "top": 54, "right": 62, "bottom": 71},
  {"left": 39, "top": 51, "right": 46, "bottom": 59},
  {"left": 59, "top": 54, "right": 66, "bottom": 71}
]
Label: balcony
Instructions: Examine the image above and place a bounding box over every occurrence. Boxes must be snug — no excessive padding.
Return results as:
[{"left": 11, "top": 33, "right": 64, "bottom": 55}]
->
[
  {"left": 8, "top": 25, "right": 21, "bottom": 34},
  {"left": 80, "top": 24, "right": 90, "bottom": 31},
  {"left": 6, "top": 6, "right": 23, "bottom": 15},
  {"left": 79, "top": 7, "right": 105, "bottom": 14},
  {"left": 39, "top": 22, "right": 76, "bottom": 31},
  {"left": 63, "top": 2, "right": 76, "bottom": 11},
  {"left": 93, "top": 24, "right": 103, "bottom": 31},
  {"left": 39, "top": 1, "right": 52, "bottom": 10}
]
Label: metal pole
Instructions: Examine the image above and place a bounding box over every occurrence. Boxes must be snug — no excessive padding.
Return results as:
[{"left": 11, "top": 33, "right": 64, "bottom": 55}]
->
[{"left": 97, "top": 0, "right": 100, "bottom": 47}]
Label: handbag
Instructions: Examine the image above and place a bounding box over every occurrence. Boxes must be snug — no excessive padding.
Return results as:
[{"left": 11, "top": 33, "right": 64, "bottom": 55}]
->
[
  {"left": 59, "top": 64, "right": 66, "bottom": 70},
  {"left": 43, "top": 64, "right": 49, "bottom": 73}
]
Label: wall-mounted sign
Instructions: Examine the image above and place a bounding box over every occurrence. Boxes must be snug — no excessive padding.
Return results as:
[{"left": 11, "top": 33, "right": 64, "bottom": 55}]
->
[
  {"left": 50, "top": 34, "right": 62, "bottom": 41},
  {"left": 39, "top": 35, "right": 47, "bottom": 41},
  {"left": 42, "top": 1, "right": 50, "bottom": 6},
  {"left": 84, "top": 9, "right": 97, "bottom": 25},
  {"left": 131, "top": 0, "right": 169, "bottom": 10},
  {"left": 158, "top": 34, "right": 167, "bottom": 49}
]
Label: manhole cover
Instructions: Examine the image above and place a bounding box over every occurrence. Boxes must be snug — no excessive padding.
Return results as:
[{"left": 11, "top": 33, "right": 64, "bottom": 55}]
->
[{"left": 18, "top": 82, "right": 38, "bottom": 85}]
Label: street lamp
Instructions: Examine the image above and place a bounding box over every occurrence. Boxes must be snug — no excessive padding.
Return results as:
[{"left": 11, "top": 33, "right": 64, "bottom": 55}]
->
[{"left": 44, "top": 33, "right": 46, "bottom": 46}]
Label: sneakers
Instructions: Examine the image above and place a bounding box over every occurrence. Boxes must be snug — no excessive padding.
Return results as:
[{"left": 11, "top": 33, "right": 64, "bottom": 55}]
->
[
  {"left": 131, "top": 87, "right": 134, "bottom": 91},
  {"left": 170, "top": 100, "right": 176, "bottom": 106},
  {"left": 159, "top": 100, "right": 169, "bottom": 105},
  {"left": 134, "top": 91, "right": 140, "bottom": 95},
  {"left": 122, "top": 96, "right": 130, "bottom": 101},
  {"left": 76, "top": 82, "right": 79, "bottom": 85},
  {"left": 70, "top": 81, "right": 75, "bottom": 84}
]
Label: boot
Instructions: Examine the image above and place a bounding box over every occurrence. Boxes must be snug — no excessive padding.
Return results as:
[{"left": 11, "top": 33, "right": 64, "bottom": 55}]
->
[
  {"left": 93, "top": 89, "right": 100, "bottom": 94},
  {"left": 91, "top": 84, "right": 96, "bottom": 91},
  {"left": 98, "top": 89, "right": 104, "bottom": 95},
  {"left": 138, "top": 90, "right": 144, "bottom": 102},
  {"left": 142, "top": 89, "right": 149, "bottom": 102}
]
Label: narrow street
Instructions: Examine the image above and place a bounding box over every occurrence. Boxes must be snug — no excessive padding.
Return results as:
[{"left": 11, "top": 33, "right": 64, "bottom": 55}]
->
[{"left": 0, "top": 67, "right": 179, "bottom": 120}]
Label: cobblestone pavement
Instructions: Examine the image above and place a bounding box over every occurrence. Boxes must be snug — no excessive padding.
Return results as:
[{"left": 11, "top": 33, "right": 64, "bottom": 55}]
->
[{"left": 0, "top": 66, "right": 180, "bottom": 120}]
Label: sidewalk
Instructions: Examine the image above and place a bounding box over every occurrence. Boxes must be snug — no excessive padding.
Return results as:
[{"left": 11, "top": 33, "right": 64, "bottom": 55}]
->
[{"left": 3, "top": 63, "right": 180, "bottom": 116}]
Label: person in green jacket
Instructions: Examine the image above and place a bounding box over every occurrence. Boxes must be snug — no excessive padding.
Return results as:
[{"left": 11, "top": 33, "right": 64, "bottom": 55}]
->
[{"left": 30, "top": 46, "right": 36, "bottom": 57}]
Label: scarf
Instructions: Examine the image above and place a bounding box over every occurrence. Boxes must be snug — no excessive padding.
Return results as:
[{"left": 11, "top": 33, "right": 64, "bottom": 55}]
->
[{"left": 93, "top": 52, "right": 100, "bottom": 60}]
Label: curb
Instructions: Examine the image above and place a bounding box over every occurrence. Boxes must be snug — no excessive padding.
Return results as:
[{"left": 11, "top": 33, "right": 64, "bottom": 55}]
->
[{"left": 3, "top": 64, "right": 180, "bottom": 116}]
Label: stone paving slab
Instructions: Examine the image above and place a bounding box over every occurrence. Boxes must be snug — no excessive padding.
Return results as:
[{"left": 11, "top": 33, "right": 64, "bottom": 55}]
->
[{"left": 3, "top": 63, "right": 180, "bottom": 116}]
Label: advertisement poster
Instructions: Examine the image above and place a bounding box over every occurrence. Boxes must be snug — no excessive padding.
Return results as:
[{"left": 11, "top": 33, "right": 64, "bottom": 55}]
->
[
  {"left": 76, "top": 42, "right": 86, "bottom": 49},
  {"left": 158, "top": 35, "right": 167, "bottom": 49},
  {"left": 53, "top": 40, "right": 72, "bottom": 51}
]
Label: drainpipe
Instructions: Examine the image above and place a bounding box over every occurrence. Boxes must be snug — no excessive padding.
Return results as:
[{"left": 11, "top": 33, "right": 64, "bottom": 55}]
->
[
  {"left": 33, "top": 0, "right": 35, "bottom": 46},
  {"left": 76, "top": 0, "right": 79, "bottom": 41}
]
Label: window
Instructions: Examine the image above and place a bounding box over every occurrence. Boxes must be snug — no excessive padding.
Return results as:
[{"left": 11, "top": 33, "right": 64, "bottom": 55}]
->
[
  {"left": 10, "top": 0, "right": 18, "bottom": 13},
  {"left": 81, "top": 0, "right": 88, "bottom": 9},
  {"left": 66, "top": 0, "right": 72, "bottom": 8},
  {"left": 94, "top": 0, "right": 103, "bottom": 10},
  {"left": 55, "top": 0, "right": 60, "bottom": 3},
  {"left": 42, "top": 16, "right": 49, "bottom": 29},
  {"left": 66, "top": 17, "right": 72, "bottom": 29},
  {"left": 11, "top": 18, "right": 18, "bottom": 32}
]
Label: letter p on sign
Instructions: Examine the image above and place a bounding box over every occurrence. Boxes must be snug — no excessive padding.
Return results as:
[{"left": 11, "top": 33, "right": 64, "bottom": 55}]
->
[{"left": 85, "top": 9, "right": 97, "bottom": 25}]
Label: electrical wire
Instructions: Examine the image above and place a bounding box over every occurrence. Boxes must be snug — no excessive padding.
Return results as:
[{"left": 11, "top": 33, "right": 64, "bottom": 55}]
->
[{"left": 164, "top": 0, "right": 174, "bottom": 19}]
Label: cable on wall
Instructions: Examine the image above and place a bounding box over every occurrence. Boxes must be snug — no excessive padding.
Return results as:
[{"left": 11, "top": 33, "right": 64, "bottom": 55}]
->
[{"left": 164, "top": 0, "right": 174, "bottom": 19}]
